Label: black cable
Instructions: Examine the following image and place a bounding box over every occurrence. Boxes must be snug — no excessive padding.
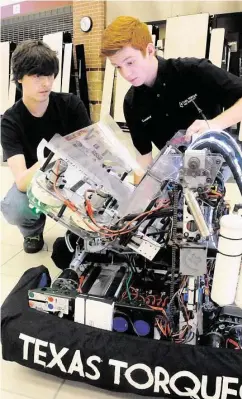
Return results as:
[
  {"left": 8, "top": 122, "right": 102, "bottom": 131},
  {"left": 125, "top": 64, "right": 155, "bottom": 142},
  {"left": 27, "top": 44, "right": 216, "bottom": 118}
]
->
[
  {"left": 146, "top": 229, "right": 170, "bottom": 237},
  {"left": 40, "top": 151, "right": 55, "bottom": 172},
  {"left": 191, "top": 100, "right": 210, "bottom": 130},
  {"left": 131, "top": 256, "right": 138, "bottom": 273},
  {"left": 122, "top": 208, "right": 173, "bottom": 221},
  {"left": 126, "top": 255, "right": 136, "bottom": 274},
  {"left": 158, "top": 217, "right": 171, "bottom": 243},
  {"left": 215, "top": 173, "right": 226, "bottom": 194},
  {"left": 233, "top": 204, "right": 242, "bottom": 213},
  {"left": 199, "top": 195, "right": 217, "bottom": 208},
  {"left": 142, "top": 218, "right": 155, "bottom": 235},
  {"left": 213, "top": 196, "right": 226, "bottom": 224}
]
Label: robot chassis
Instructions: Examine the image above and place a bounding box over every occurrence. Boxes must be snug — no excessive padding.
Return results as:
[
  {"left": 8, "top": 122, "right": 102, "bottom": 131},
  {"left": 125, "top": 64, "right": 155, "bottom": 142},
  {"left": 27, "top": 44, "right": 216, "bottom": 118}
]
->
[{"left": 27, "top": 117, "right": 242, "bottom": 349}]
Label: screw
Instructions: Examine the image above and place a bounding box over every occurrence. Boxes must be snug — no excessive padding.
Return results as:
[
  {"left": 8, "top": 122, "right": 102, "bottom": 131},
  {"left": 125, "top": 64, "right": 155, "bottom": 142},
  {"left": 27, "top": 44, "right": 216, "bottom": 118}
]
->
[{"left": 188, "top": 157, "right": 200, "bottom": 170}]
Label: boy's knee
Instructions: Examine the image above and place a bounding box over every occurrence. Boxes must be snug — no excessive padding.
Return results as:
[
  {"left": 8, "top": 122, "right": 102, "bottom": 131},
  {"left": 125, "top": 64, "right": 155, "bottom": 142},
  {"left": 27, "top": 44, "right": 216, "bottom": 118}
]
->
[{"left": 1, "top": 185, "right": 38, "bottom": 225}]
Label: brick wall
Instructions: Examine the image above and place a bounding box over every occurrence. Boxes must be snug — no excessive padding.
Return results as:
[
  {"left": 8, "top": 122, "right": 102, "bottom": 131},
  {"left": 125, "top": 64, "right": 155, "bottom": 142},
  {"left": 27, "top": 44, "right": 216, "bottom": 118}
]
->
[{"left": 73, "top": 1, "right": 105, "bottom": 122}]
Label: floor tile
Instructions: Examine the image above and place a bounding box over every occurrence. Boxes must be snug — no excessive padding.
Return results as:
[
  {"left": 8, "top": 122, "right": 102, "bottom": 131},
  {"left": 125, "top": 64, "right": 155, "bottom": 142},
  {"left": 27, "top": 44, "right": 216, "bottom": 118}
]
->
[
  {"left": 1, "top": 218, "right": 23, "bottom": 247},
  {"left": 0, "top": 359, "right": 63, "bottom": 399},
  {"left": 1, "top": 274, "right": 21, "bottom": 304},
  {"left": 0, "top": 390, "right": 33, "bottom": 399},
  {"left": 0, "top": 250, "right": 60, "bottom": 281},
  {"left": 44, "top": 216, "right": 58, "bottom": 232},
  {"left": 1, "top": 243, "right": 23, "bottom": 265},
  {"left": 56, "top": 380, "right": 158, "bottom": 399}
]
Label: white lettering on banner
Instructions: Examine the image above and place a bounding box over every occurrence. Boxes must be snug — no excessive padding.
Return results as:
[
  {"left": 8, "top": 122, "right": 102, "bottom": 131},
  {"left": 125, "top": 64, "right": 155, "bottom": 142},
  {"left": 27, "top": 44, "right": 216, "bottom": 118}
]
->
[
  {"left": 67, "top": 350, "right": 85, "bottom": 377},
  {"left": 108, "top": 359, "right": 128, "bottom": 384},
  {"left": 34, "top": 339, "right": 48, "bottom": 367},
  {"left": 239, "top": 384, "right": 242, "bottom": 398},
  {"left": 221, "top": 378, "right": 239, "bottom": 399},
  {"left": 85, "top": 356, "right": 102, "bottom": 380},
  {"left": 19, "top": 333, "right": 36, "bottom": 360},
  {"left": 154, "top": 366, "right": 170, "bottom": 394},
  {"left": 201, "top": 376, "right": 222, "bottom": 399},
  {"left": 125, "top": 364, "right": 154, "bottom": 390},
  {"left": 46, "top": 343, "right": 69, "bottom": 372},
  {"left": 170, "top": 371, "right": 200, "bottom": 397},
  {"left": 18, "top": 333, "right": 242, "bottom": 398}
]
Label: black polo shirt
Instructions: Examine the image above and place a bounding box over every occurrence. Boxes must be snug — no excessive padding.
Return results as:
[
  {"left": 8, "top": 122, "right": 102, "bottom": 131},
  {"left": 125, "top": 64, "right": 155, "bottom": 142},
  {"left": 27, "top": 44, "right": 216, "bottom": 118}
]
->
[
  {"left": 124, "top": 57, "right": 242, "bottom": 155},
  {"left": 1, "top": 92, "right": 91, "bottom": 168}
]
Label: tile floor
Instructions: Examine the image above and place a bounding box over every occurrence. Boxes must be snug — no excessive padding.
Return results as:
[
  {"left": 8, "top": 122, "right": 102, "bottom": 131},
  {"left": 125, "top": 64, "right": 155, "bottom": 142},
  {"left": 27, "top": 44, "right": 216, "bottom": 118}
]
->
[{"left": 1, "top": 162, "right": 242, "bottom": 399}]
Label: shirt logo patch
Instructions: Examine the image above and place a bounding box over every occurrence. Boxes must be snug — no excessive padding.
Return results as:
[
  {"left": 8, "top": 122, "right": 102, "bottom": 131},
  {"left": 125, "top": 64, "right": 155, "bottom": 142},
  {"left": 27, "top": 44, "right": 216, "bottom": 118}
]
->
[
  {"left": 141, "top": 115, "right": 152, "bottom": 122},
  {"left": 179, "top": 94, "right": 197, "bottom": 108}
]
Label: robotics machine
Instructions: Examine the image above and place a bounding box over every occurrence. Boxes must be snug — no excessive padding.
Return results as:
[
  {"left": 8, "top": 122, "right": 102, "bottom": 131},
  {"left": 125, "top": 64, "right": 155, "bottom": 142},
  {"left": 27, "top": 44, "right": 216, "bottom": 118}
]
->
[{"left": 26, "top": 116, "right": 242, "bottom": 350}]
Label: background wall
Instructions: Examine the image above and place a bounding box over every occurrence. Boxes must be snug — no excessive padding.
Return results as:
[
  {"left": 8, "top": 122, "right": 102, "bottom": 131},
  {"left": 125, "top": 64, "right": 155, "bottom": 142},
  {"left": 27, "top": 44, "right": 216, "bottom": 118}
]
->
[
  {"left": 106, "top": 1, "right": 242, "bottom": 24},
  {"left": 73, "top": 1, "right": 105, "bottom": 122},
  {"left": 1, "top": 1, "right": 242, "bottom": 122},
  {"left": 0, "top": 1, "right": 72, "bottom": 19}
]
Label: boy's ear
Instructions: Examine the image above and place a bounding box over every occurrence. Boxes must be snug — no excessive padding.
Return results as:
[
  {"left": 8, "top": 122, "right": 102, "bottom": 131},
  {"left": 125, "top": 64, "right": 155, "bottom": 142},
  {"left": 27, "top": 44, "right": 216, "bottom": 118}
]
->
[
  {"left": 18, "top": 79, "right": 22, "bottom": 84},
  {"left": 146, "top": 43, "right": 155, "bottom": 57}
]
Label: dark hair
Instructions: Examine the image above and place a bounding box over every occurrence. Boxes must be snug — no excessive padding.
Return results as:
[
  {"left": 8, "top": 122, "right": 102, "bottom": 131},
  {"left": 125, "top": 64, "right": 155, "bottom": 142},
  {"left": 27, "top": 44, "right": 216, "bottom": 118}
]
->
[{"left": 12, "top": 39, "right": 59, "bottom": 89}]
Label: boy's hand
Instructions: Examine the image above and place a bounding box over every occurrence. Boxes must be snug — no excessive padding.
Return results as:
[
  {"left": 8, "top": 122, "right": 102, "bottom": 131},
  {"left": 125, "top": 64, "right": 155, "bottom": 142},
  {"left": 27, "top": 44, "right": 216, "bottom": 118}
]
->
[{"left": 185, "top": 119, "right": 221, "bottom": 141}]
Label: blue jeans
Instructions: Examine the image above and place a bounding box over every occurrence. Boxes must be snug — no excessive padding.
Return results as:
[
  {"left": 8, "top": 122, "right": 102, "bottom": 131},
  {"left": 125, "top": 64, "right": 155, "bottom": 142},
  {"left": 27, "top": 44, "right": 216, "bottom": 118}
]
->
[{"left": 1, "top": 184, "right": 46, "bottom": 238}]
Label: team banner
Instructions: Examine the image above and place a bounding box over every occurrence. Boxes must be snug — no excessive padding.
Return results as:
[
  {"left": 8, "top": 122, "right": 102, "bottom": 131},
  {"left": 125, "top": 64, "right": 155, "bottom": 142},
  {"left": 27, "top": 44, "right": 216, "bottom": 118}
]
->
[{"left": 1, "top": 266, "right": 242, "bottom": 399}]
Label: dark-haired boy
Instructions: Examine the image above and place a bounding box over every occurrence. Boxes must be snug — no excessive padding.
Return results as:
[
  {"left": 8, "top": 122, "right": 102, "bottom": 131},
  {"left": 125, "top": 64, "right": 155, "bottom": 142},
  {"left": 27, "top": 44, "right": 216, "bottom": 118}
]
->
[{"left": 1, "top": 40, "right": 91, "bottom": 253}]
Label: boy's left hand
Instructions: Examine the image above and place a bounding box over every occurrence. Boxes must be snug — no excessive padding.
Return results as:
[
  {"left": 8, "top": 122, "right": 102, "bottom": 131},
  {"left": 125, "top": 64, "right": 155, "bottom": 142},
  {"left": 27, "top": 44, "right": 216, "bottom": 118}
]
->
[{"left": 185, "top": 119, "right": 221, "bottom": 141}]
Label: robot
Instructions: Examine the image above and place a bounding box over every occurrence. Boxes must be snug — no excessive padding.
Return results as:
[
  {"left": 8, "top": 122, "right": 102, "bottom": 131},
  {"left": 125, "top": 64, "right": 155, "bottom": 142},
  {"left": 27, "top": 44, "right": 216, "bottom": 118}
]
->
[{"left": 26, "top": 115, "right": 242, "bottom": 349}]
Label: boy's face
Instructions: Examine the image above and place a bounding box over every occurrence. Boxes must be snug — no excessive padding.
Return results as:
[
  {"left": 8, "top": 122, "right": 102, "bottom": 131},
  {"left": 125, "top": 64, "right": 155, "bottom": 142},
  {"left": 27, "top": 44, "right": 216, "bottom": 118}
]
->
[
  {"left": 108, "top": 45, "right": 155, "bottom": 87},
  {"left": 18, "top": 74, "right": 55, "bottom": 101}
]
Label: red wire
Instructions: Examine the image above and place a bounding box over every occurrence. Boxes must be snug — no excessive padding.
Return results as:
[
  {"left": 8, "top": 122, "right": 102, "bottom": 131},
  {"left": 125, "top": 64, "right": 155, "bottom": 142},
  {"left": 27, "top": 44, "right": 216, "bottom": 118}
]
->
[
  {"left": 85, "top": 190, "right": 170, "bottom": 235},
  {"left": 226, "top": 338, "right": 241, "bottom": 349},
  {"left": 52, "top": 165, "right": 170, "bottom": 238}
]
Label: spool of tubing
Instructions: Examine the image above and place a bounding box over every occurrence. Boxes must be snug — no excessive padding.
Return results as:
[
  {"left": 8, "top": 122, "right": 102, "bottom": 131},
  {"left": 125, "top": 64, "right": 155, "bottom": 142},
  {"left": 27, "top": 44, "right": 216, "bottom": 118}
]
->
[{"left": 211, "top": 214, "right": 242, "bottom": 306}]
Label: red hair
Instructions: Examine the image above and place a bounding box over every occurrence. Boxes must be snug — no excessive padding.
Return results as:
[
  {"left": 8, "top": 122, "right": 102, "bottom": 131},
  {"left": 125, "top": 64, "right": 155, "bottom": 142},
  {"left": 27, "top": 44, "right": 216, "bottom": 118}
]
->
[{"left": 101, "top": 16, "right": 152, "bottom": 56}]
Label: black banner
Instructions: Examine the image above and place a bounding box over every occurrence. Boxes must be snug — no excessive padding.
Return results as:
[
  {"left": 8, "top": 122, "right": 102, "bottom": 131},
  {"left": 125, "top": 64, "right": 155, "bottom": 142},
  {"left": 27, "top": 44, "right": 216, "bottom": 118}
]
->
[{"left": 1, "top": 266, "right": 242, "bottom": 399}]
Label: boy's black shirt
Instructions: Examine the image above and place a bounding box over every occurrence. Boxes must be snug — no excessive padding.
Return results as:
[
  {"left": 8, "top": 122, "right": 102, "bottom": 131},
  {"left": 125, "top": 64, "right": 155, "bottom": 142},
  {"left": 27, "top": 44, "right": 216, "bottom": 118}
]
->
[
  {"left": 1, "top": 92, "right": 91, "bottom": 168},
  {"left": 124, "top": 57, "right": 242, "bottom": 155}
]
